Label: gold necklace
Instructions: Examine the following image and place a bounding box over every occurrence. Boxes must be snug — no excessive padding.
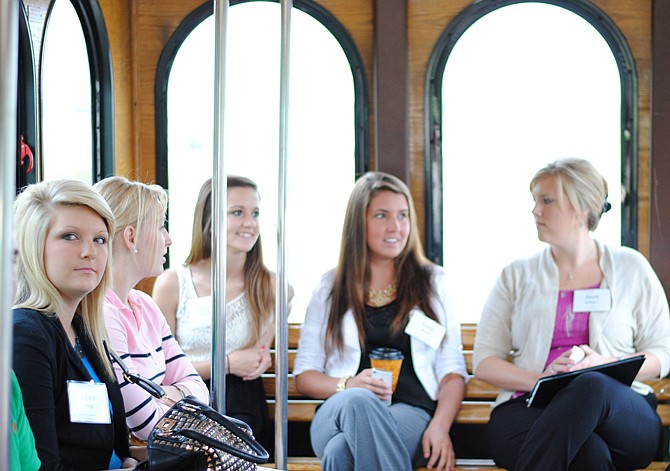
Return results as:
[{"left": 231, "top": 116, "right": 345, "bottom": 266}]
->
[{"left": 367, "top": 282, "right": 397, "bottom": 307}]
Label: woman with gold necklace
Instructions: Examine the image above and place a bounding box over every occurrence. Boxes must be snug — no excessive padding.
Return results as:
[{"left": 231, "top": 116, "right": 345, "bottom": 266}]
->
[{"left": 294, "top": 172, "right": 467, "bottom": 471}]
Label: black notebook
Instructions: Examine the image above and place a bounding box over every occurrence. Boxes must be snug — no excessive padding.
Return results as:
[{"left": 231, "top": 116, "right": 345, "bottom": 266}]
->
[{"left": 526, "top": 355, "right": 645, "bottom": 408}]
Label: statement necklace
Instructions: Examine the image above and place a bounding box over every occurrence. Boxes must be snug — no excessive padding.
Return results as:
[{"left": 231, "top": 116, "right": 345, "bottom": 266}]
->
[
  {"left": 367, "top": 282, "right": 397, "bottom": 307},
  {"left": 74, "top": 336, "right": 85, "bottom": 359}
]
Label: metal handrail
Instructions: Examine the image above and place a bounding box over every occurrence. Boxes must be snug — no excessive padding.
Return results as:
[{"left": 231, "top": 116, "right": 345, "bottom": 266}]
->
[
  {"left": 0, "top": 0, "right": 19, "bottom": 468},
  {"left": 274, "top": 1, "right": 293, "bottom": 469},
  {"left": 211, "top": 0, "right": 229, "bottom": 414}
]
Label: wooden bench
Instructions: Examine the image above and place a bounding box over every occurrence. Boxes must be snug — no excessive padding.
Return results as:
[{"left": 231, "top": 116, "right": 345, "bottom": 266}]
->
[{"left": 265, "top": 323, "right": 670, "bottom": 470}]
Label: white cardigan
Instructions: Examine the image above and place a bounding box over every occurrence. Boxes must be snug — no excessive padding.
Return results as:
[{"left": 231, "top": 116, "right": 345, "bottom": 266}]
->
[
  {"left": 293, "top": 264, "right": 467, "bottom": 400},
  {"left": 473, "top": 239, "right": 670, "bottom": 406}
]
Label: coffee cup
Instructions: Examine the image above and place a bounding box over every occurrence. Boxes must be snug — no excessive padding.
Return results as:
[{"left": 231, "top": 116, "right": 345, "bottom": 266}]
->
[{"left": 369, "top": 347, "right": 404, "bottom": 392}]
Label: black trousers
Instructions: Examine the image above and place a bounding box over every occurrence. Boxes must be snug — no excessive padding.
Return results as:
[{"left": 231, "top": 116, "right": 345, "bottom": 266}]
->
[{"left": 487, "top": 372, "right": 660, "bottom": 471}]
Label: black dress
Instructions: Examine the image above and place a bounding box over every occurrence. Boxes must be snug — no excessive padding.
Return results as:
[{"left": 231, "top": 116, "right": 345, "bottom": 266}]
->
[{"left": 225, "top": 374, "right": 272, "bottom": 455}]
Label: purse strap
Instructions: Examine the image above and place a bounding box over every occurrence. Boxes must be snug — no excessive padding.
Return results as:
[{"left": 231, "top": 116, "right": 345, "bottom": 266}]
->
[{"left": 103, "top": 340, "right": 168, "bottom": 400}]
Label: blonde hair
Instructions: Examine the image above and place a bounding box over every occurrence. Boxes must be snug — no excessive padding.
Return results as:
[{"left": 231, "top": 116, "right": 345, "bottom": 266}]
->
[
  {"left": 14, "top": 179, "right": 116, "bottom": 376},
  {"left": 530, "top": 158, "right": 609, "bottom": 231},
  {"left": 326, "top": 172, "right": 437, "bottom": 354},
  {"left": 93, "top": 176, "right": 168, "bottom": 257}
]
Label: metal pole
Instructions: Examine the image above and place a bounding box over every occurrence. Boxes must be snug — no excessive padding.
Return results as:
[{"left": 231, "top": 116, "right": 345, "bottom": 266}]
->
[
  {"left": 275, "top": 0, "right": 292, "bottom": 468},
  {"left": 211, "top": 0, "right": 228, "bottom": 413},
  {"left": 0, "top": 0, "right": 19, "bottom": 469}
]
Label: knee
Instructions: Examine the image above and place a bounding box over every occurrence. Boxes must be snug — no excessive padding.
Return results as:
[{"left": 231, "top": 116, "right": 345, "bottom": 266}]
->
[
  {"left": 335, "top": 387, "right": 380, "bottom": 413},
  {"left": 561, "top": 372, "right": 628, "bottom": 411},
  {"left": 570, "top": 371, "right": 610, "bottom": 392}
]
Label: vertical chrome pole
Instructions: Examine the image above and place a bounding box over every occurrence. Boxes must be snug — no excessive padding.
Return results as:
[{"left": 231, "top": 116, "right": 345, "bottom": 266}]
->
[
  {"left": 275, "top": 0, "right": 292, "bottom": 468},
  {"left": 0, "top": 0, "right": 18, "bottom": 469},
  {"left": 211, "top": 0, "right": 228, "bottom": 413}
]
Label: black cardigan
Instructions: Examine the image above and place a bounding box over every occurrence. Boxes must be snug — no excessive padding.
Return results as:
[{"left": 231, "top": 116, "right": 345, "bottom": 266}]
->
[{"left": 13, "top": 308, "right": 130, "bottom": 471}]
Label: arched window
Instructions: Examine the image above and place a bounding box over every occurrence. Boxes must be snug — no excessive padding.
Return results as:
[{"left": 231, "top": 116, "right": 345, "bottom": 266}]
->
[
  {"left": 425, "top": 0, "right": 636, "bottom": 323},
  {"left": 156, "top": 0, "right": 368, "bottom": 321},
  {"left": 40, "top": 0, "right": 113, "bottom": 183}
]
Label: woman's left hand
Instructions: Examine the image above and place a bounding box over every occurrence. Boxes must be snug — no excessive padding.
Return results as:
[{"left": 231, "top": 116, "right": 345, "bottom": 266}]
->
[
  {"left": 421, "top": 419, "right": 455, "bottom": 471},
  {"left": 120, "top": 457, "right": 139, "bottom": 469}
]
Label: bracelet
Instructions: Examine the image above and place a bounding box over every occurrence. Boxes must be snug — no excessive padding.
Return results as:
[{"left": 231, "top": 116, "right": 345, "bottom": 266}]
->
[
  {"left": 336, "top": 376, "right": 351, "bottom": 393},
  {"left": 226, "top": 354, "right": 231, "bottom": 374},
  {"left": 173, "top": 383, "right": 187, "bottom": 399}
]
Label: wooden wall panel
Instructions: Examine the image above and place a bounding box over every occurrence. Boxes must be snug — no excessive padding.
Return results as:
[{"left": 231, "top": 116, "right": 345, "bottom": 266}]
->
[
  {"left": 592, "top": 0, "right": 652, "bottom": 256},
  {"left": 407, "top": 0, "right": 652, "bottom": 256},
  {"left": 650, "top": 0, "right": 670, "bottom": 295},
  {"left": 99, "top": 0, "right": 134, "bottom": 178}
]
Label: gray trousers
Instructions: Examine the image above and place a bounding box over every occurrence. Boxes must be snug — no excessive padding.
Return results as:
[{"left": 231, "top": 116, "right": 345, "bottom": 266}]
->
[{"left": 310, "top": 388, "right": 431, "bottom": 471}]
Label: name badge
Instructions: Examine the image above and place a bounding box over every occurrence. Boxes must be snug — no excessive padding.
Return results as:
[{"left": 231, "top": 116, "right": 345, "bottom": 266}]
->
[
  {"left": 404, "top": 310, "right": 446, "bottom": 349},
  {"left": 67, "top": 380, "right": 111, "bottom": 424},
  {"left": 573, "top": 288, "right": 611, "bottom": 312}
]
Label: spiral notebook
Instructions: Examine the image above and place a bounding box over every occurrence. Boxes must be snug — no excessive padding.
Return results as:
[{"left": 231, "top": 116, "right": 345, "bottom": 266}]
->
[{"left": 526, "top": 355, "right": 645, "bottom": 408}]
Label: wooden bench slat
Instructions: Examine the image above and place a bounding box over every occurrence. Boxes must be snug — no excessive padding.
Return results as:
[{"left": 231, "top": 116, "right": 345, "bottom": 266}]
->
[
  {"left": 268, "top": 400, "right": 320, "bottom": 422},
  {"left": 268, "top": 399, "right": 495, "bottom": 425},
  {"left": 262, "top": 374, "right": 502, "bottom": 401},
  {"left": 272, "top": 324, "right": 302, "bottom": 349},
  {"left": 464, "top": 378, "right": 501, "bottom": 399},
  {"left": 461, "top": 323, "right": 477, "bottom": 350},
  {"left": 268, "top": 351, "right": 297, "bottom": 373},
  {"left": 263, "top": 375, "right": 301, "bottom": 397}
]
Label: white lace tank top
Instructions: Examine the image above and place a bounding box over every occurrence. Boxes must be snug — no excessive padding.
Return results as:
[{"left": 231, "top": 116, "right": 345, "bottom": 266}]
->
[{"left": 175, "top": 265, "right": 270, "bottom": 362}]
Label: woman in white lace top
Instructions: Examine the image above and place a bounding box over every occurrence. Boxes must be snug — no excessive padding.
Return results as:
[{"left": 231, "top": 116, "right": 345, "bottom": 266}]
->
[{"left": 153, "top": 176, "right": 281, "bottom": 446}]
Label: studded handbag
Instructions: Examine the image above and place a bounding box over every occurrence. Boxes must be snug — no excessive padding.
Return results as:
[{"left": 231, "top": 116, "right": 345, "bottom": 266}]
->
[{"left": 103, "top": 342, "right": 269, "bottom": 470}]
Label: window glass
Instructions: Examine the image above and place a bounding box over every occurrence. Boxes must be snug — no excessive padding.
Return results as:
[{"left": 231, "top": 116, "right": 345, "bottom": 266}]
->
[
  {"left": 167, "top": 2, "right": 356, "bottom": 322},
  {"left": 41, "top": 0, "right": 93, "bottom": 183},
  {"left": 442, "top": 3, "right": 621, "bottom": 323}
]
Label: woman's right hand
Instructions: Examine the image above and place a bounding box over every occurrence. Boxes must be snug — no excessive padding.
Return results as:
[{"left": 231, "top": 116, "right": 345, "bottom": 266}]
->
[
  {"left": 345, "top": 368, "right": 392, "bottom": 401},
  {"left": 540, "top": 348, "right": 582, "bottom": 378},
  {"left": 228, "top": 346, "right": 271, "bottom": 380}
]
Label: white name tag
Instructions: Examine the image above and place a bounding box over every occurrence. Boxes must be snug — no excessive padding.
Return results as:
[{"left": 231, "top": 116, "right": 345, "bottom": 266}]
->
[
  {"left": 67, "top": 380, "right": 111, "bottom": 424},
  {"left": 404, "top": 310, "right": 446, "bottom": 349},
  {"left": 573, "top": 288, "right": 611, "bottom": 312}
]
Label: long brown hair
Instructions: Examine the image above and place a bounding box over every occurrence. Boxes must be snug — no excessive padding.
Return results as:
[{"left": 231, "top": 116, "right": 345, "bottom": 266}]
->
[
  {"left": 188, "top": 176, "right": 274, "bottom": 347},
  {"left": 185, "top": 178, "right": 212, "bottom": 265},
  {"left": 325, "top": 172, "right": 438, "bottom": 355}
]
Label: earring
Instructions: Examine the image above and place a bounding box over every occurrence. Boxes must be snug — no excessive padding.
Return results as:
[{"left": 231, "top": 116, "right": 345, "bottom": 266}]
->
[{"left": 132, "top": 247, "right": 138, "bottom": 254}]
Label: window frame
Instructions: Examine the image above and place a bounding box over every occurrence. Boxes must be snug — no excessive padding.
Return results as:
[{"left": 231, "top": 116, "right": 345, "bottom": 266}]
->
[
  {"left": 40, "top": 0, "right": 114, "bottom": 183},
  {"left": 424, "top": 0, "right": 638, "bottom": 265},
  {"left": 154, "top": 0, "right": 369, "bottom": 193},
  {"left": 17, "top": 2, "right": 37, "bottom": 191}
]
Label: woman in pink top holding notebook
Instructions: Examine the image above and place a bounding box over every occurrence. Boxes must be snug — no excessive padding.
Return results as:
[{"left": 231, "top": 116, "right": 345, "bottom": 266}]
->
[{"left": 473, "top": 158, "right": 670, "bottom": 470}]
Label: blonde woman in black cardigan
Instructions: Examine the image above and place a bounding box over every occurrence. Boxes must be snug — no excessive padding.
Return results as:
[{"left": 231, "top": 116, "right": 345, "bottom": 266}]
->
[{"left": 12, "top": 179, "right": 139, "bottom": 470}]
